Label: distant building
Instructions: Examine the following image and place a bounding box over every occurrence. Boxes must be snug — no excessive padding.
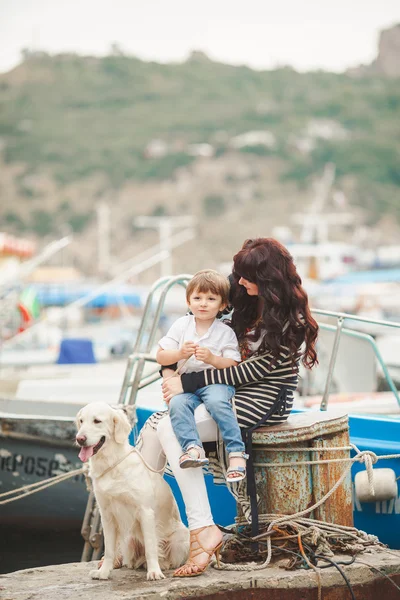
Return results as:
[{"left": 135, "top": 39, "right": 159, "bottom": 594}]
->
[
  {"left": 187, "top": 143, "right": 214, "bottom": 157},
  {"left": 291, "top": 119, "right": 348, "bottom": 154},
  {"left": 229, "top": 130, "right": 276, "bottom": 149},
  {"left": 144, "top": 139, "right": 169, "bottom": 159}
]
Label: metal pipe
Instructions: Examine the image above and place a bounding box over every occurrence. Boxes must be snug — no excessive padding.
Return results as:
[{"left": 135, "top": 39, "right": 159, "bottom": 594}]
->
[
  {"left": 320, "top": 316, "right": 344, "bottom": 411},
  {"left": 138, "top": 370, "right": 164, "bottom": 389},
  {"left": 121, "top": 277, "right": 173, "bottom": 406},
  {"left": 117, "top": 355, "right": 137, "bottom": 405},
  {"left": 128, "top": 275, "right": 192, "bottom": 407},
  {"left": 312, "top": 308, "right": 400, "bottom": 330},
  {"left": 319, "top": 323, "right": 400, "bottom": 408},
  {"left": 132, "top": 276, "right": 172, "bottom": 355},
  {"left": 144, "top": 274, "right": 192, "bottom": 354}
]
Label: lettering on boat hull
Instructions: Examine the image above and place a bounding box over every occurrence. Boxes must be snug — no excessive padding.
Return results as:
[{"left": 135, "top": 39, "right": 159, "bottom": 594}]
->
[{"left": 0, "top": 450, "right": 84, "bottom": 482}]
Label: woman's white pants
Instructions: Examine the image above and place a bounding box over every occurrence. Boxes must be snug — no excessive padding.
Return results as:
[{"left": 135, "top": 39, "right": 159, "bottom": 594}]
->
[{"left": 139, "top": 404, "right": 220, "bottom": 531}]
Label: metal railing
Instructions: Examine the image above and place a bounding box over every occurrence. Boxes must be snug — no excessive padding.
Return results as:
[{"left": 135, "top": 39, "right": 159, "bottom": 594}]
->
[
  {"left": 312, "top": 308, "right": 400, "bottom": 410},
  {"left": 118, "top": 274, "right": 192, "bottom": 416}
]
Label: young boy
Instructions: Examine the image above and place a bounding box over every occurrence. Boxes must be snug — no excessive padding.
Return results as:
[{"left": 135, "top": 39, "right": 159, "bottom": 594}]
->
[{"left": 157, "top": 269, "right": 248, "bottom": 482}]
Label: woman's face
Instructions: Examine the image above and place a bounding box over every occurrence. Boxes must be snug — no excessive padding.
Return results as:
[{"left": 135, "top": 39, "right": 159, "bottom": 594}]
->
[{"left": 238, "top": 277, "right": 259, "bottom": 296}]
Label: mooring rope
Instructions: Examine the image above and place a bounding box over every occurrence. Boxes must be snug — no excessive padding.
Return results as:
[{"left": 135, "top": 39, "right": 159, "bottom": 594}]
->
[
  {"left": 0, "top": 467, "right": 86, "bottom": 505},
  {"left": 252, "top": 445, "right": 400, "bottom": 498},
  {"left": 0, "top": 445, "right": 166, "bottom": 505},
  {"left": 213, "top": 444, "right": 400, "bottom": 573}
]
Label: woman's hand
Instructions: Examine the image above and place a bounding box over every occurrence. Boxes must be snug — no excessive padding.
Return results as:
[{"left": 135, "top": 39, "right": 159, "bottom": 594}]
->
[{"left": 162, "top": 375, "right": 183, "bottom": 404}]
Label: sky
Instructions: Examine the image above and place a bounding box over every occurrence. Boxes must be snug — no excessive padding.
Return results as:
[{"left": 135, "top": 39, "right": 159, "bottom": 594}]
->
[{"left": 0, "top": 0, "right": 399, "bottom": 74}]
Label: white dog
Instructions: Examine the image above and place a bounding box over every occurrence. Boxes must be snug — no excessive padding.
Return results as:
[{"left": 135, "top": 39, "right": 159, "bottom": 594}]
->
[{"left": 76, "top": 402, "right": 189, "bottom": 580}]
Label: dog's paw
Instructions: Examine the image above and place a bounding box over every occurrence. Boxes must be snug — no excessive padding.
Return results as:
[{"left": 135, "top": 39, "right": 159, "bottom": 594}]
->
[
  {"left": 146, "top": 568, "right": 165, "bottom": 580},
  {"left": 90, "top": 568, "right": 111, "bottom": 580}
]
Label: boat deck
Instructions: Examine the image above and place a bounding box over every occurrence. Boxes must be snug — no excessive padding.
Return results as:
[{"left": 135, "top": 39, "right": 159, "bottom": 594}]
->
[{"left": 2, "top": 549, "right": 400, "bottom": 600}]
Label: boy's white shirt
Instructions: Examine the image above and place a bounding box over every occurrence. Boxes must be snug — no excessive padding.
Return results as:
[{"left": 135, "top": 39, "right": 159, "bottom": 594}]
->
[{"left": 158, "top": 314, "right": 241, "bottom": 374}]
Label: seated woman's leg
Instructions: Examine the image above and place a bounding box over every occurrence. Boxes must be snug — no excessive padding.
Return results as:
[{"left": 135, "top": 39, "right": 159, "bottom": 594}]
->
[
  {"left": 156, "top": 408, "right": 223, "bottom": 576},
  {"left": 157, "top": 413, "right": 214, "bottom": 530},
  {"left": 135, "top": 419, "right": 167, "bottom": 472}
]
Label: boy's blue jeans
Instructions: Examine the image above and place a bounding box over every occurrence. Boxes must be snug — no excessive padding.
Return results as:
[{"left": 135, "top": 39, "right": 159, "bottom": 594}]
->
[{"left": 169, "top": 384, "right": 245, "bottom": 455}]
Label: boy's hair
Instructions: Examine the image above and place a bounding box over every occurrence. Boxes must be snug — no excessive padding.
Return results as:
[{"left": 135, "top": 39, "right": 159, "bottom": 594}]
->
[{"left": 186, "top": 269, "right": 230, "bottom": 306}]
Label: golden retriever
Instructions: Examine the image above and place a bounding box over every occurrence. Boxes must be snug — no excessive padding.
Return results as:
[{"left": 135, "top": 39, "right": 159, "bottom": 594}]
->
[{"left": 75, "top": 402, "right": 189, "bottom": 580}]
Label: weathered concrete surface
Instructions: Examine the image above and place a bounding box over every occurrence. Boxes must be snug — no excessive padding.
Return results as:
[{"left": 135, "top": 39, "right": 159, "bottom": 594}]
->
[{"left": 1, "top": 550, "right": 400, "bottom": 600}]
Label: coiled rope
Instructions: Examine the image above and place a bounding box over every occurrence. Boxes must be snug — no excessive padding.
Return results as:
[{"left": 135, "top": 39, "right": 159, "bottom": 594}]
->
[{"left": 213, "top": 443, "right": 400, "bottom": 574}]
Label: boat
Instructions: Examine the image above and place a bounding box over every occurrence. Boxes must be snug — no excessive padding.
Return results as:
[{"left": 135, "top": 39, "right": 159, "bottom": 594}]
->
[{"left": 1, "top": 275, "right": 399, "bottom": 554}]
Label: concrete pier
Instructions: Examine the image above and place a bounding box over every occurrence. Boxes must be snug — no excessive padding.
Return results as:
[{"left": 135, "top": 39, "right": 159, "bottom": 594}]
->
[{"left": 1, "top": 549, "right": 400, "bottom": 600}]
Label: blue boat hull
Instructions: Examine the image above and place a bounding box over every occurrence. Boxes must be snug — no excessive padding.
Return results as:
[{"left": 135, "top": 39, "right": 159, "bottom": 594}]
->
[
  {"left": 349, "top": 414, "right": 400, "bottom": 550},
  {"left": 1, "top": 408, "right": 399, "bottom": 549}
]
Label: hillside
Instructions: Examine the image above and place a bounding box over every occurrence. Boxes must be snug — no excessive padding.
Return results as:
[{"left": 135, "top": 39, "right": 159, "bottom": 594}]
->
[{"left": 0, "top": 41, "right": 399, "bottom": 276}]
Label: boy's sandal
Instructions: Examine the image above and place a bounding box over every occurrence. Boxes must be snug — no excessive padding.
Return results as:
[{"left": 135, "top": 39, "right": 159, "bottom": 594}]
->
[
  {"left": 226, "top": 465, "right": 246, "bottom": 483},
  {"left": 179, "top": 445, "right": 209, "bottom": 469},
  {"left": 226, "top": 451, "right": 249, "bottom": 483}
]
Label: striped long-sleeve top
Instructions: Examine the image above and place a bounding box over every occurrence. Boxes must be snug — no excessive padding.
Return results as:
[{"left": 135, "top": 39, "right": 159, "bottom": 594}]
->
[{"left": 181, "top": 347, "right": 299, "bottom": 428}]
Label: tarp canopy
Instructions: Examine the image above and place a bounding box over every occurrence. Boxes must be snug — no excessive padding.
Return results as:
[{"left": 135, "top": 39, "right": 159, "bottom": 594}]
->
[
  {"left": 56, "top": 338, "right": 97, "bottom": 364},
  {"left": 32, "top": 284, "right": 142, "bottom": 308}
]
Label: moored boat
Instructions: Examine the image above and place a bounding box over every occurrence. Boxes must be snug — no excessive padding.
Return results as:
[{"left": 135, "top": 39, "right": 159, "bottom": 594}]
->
[{"left": 1, "top": 275, "right": 399, "bottom": 557}]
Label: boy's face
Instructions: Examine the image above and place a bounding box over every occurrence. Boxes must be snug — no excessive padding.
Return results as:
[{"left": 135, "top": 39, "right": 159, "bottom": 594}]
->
[{"left": 187, "top": 288, "right": 226, "bottom": 321}]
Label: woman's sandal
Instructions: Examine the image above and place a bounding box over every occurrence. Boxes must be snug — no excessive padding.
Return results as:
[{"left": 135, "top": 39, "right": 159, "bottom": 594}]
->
[
  {"left": 179, "top": 445, "right": 209, "bottom": 469},
  {"left": 226, "top": 451, "right": 249, "bottom": 483},
  {"left": 173, "top": 526, "right": 223, "bottom": 577}
]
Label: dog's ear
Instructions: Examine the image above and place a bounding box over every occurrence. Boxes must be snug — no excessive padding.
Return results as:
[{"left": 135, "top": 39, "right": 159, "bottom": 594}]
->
[
  {"left": 113, "top": 410, "right": 132, "bottom": 444},
  {"left": 75, "top": 409, "right": 83, "bottom": 431}
]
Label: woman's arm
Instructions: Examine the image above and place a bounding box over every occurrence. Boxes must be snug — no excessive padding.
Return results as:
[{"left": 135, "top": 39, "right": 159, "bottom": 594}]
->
[
  {"left": 180, "top": 351, "right": 289, "bottom": 393},
  {"left": 210, "top": 357, "right": 238, "bottom": 369}
]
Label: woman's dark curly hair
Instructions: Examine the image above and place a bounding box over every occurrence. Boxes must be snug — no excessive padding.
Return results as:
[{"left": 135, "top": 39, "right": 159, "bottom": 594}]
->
[{"left": 231, "top": 238, "right": 318, "bottom": 369}]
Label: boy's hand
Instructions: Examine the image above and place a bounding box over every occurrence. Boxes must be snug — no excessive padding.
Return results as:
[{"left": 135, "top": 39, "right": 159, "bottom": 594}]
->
[
  {"left": 180, "top": 341, "right": 197, "bottom": 359},
  {"left": 194, "top": 346, "right": 214, "bottom": 365}
]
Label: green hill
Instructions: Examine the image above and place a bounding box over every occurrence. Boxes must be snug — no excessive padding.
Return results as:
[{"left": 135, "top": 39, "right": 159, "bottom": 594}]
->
[{"left": 0, "top": 51, "right": 399, "bottom": 254}]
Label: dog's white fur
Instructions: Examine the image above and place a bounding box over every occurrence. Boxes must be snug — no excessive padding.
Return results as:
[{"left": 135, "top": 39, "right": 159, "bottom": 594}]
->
[{"left": 75, "top": 402, "right": 189, "bottom": 580}]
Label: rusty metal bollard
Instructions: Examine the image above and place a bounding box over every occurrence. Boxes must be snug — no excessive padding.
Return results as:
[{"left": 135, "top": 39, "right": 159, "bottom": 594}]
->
[{"left": 243, "top": 411, "right": 353, "bottom": 527}]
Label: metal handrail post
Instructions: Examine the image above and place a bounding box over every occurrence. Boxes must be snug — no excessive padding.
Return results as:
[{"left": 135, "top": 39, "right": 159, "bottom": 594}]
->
[
  {"left": 118, "top": 354, "right": 139, "bottom": 404},
  {"left": 372, "top": 345, "right": 400, "bottom": 407},
  {"left": 320, "top": 316, "right": 344, "bottom": 411},
  {"left": 318, "top": 322, "right": 400, "bottom": 408},
  {"left": 123, "top": 276, "right": 177, "bottom": 407},
  {"left": 128, "top": 275, "right": 192, "bottom": 407},
  {"left": 143, "top": 274, "right": 192, "bottom": 354},
  {"left": 132, "top": 276, "right": 172, "bottom": 354}
]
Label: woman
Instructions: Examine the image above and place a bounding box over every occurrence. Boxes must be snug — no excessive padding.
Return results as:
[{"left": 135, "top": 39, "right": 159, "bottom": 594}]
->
[{"left": 137, "top": 237, "right": 318, "bottom": 577}]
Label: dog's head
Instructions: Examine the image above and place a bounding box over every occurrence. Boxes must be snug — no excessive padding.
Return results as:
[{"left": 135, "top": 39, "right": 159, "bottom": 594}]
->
[{"left": 75, "top": 402, "right": 132, "bottom": 463}]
